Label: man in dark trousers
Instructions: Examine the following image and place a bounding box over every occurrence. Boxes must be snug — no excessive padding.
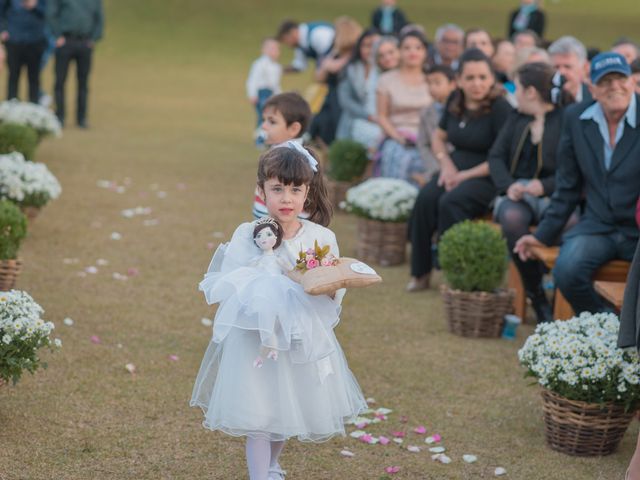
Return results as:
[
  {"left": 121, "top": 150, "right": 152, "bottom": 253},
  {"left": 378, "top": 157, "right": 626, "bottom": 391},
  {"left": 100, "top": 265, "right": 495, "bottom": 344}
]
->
[
  {"left": 515, "top": 52, "right": 640, "bottom": 315},
  {"left": 47, "top": 0, "right": 103, "bottom": 128},
  {"left": 0, "top": 0, "right": 48, "bottom": 103}
]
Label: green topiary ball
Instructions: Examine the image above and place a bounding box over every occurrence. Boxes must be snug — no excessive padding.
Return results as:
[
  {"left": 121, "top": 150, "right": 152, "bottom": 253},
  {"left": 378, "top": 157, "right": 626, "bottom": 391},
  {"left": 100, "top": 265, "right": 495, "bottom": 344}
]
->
[
  {"left": 439, "top": 220, "right": 508, "bottom": 292},
  {"left": 327, "top": 139, "right": 368, "bottom": 182},
  {"left": 0, "top": 122, "right": 38, "bottom": 160},
  {"left": 0, "top": 200, "right": 27, "bottom": 260}
]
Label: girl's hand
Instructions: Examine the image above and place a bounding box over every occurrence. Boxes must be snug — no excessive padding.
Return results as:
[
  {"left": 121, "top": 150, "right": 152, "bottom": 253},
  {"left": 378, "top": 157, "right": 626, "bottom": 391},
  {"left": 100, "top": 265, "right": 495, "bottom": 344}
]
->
[
  {"left": 525, "top": 179, "right": 544, "bottom": 197},
  {"left": 507, "top": 182, "right": 526, "bottom": 202}
]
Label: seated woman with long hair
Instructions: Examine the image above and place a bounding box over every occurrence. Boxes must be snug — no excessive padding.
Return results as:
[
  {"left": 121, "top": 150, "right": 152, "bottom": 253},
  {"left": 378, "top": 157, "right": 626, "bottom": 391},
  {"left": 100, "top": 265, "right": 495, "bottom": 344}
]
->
[
  {"left": 407, "top": 48, "right": 512, "bottom": 292},
  {"left": 489, "top": 62, "right": 573, "bottom": 322}
]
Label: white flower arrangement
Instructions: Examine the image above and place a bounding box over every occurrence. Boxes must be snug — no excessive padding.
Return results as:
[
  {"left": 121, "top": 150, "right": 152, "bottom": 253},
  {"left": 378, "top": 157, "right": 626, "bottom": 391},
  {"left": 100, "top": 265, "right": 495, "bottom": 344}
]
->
[
  {"left": 518, "top": 312, "right": 640, "bottom": 410},
  {"left": 0, "top": 152, "right": 62, "bottom": 208},
  {"left": 342, "top": 178, "right": 418, "bottom": 222},
  {"left": 0, "top": 99, "right": 62, "bottom": 138},
  {"left": 0, "top": 290, "right": 60, "bottom": 384}
]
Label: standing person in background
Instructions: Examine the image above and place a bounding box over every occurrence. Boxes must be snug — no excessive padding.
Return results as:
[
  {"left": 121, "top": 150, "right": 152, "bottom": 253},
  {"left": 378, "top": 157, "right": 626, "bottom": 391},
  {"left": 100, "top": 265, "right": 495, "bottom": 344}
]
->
[
  {"left": 465, "top": 28, "right": 495, "bottom": 59},
  {"left": 0, "top": 0, "right": 47, "bottom": 103},
  {"left": 407, "top": 49, "right": 512, "bottom": 292},
  {"left": 276, "top": 20, "right": 334, "bottom": 73},
  {"left": 612, "top": 37, "right": 639, "bottom": 65},
  {"left": 508, "top": 0, "right": 545, "bottom": 39},
  {"left": 548, "top": 36, "right": 592, "bottom": 104},
  {"left": 47, "top": 0, "right": 103, "bottom": 128},
  {"left": 371, "top": 0, "right": 407, "bottom": 37},
  {"left": 246, "top": 38, "right": 282, "bottom": 146},
  {"left": 376, "top": 30, "right": 432, "bottom": 185},
  {"left": 512, "top": 29, "right": 540, "bottom": 52},
  {"left": 429, "top": 23, "right": 464, "bottom": 70}
]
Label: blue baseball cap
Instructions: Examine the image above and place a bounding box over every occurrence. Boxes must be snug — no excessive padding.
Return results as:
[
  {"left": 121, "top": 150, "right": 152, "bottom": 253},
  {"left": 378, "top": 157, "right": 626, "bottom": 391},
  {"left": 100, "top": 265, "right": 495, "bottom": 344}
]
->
[{"left": 590, "top": 52, "right": 631, "bottom": 84}]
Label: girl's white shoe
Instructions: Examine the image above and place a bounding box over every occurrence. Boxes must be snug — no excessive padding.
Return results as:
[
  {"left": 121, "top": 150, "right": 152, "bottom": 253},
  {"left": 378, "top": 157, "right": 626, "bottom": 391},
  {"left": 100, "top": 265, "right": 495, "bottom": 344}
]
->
[{"left": 268, "top": 466, "right": 286, "bottom": 480}]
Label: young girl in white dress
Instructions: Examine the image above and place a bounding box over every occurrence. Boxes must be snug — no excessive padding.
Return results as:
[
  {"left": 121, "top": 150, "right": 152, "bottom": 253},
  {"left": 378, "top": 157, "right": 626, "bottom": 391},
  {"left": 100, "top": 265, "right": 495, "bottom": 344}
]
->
[{"left": 191, "top": 142, "right": 367, "bottom": 480}]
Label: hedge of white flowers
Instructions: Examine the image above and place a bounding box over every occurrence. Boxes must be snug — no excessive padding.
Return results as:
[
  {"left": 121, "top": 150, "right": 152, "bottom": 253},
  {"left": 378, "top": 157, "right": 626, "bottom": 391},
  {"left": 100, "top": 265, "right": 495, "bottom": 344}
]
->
[
  {"left": 518, "top": 312, "right": 640, "bottom": 410},
  {"left": 343, "top": 178, "right": 418, "bottom": 222},
  {"left": 0, "top": 152, "right": 62, "bottom": 208},
  {"left": 0, "top": 99, "right": 62, "bottom": 138},
  {"left": 0, "top": 290, "right": 60, "bottom": 385}
]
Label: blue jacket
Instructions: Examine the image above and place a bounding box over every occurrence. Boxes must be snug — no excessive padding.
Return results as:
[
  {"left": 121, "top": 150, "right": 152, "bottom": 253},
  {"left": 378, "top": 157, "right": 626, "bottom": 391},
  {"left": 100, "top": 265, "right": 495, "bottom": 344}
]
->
[
  {"left": 0, "top": 0, "right": 47, "bottom": 44},
  {"left": 534, "top": 94, "right": 640, "bottom": 246}
]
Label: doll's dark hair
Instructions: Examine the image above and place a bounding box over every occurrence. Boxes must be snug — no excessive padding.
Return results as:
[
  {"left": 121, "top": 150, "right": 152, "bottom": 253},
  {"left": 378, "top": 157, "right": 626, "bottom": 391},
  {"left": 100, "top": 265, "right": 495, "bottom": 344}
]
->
[
  {"left": 257, "top": 146, "right": 332, "bottom": 227},
  {"left": 253, "top": 218, "right": 284, "bottom": 250}
]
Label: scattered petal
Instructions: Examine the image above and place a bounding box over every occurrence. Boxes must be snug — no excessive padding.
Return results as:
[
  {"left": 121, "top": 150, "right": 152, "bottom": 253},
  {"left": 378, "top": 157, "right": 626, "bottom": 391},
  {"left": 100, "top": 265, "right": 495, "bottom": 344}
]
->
[
  {"left": 253, "top": 357, "right": 263, "bottom": 368},
  {"left": 168, "top": 354, "right": 179, "bottom": 361},
  {"left": 391, "top": 431, "right": 405, "bottom": 438},
  {"left": 393, "top": 438, "right": 403, "bottom": 444},
  {"left": 360, "top": 434, "right": 375, "bottom": 444},
  {"left": 384, "top": 466, "right": 400, "bottom": 474},
  {"left": 63, "top": 317, "right": 74, "bottom": 326},
  {"left": 495, "top": 467, "right": 507, "bottom": 476},
  {"left": 366, "top": 397, "right": 376, "bottom": 404},
  {"left": 266, "top": 350, "right": 278, "bottom": 361},
  {"left": 125, "top": 363, "right": 136, "bottom": 374},
  {"left": 340, "top": 449, "right": 354, "bottom": 457},
  {"left": 375, "top": 407, "right": 392, "bottom": 415},
  {"left": 112, "top": 272, "right": 128, "bottom": 281},
  {"left": 414, "top": 425, "right": 427, "bottom": 434},
  {"left": 63, "top": 257, "right": 79, "bottom": 264},
  {"left": 407, "top": 445, "right": 421, "bottom": 453},
  {"left": 85, "top": 266, "right": 98, "bottom": 274},
  {"left": 115, "top": 186, "right": 126, "bottom": 194},
  {"left": 96, "top": 179, "right": 111, "bottom": 188},
  {"left": 432, "top": 453, "right": 452, "bottom": 464},
  {"left": 462, "top": 455, "right": 477, "bottom": 464},
  {"left": 96, "top": 258, "right": 109, "bottom": 266},
  {"left": 425, "top": 434, "right": 442, "bottom": 444},
  {"left": 378, "top": 436, "right": 390, "bottom": 445},
  {"left": 127, "top": 267, "right": 139, "bottom": 277},
  {"left": 117, "top": 343, "right": 123, "bottom": 349},
  {"left": 157, "top": 191, "right": 167, "bottom": 199},
  {"left": 349, "top": 430, "right": 366, "bottom": 439},
  {"left": 201, "top": 317, "right": 213, "bottom": 327},
  {"left": 207, "top": 242, "right": 216, "bottom": 250},
  {"left": 212, "top": 231, "right": 224, "bottom": 238},
  {"left": 90, "top": 335, "right": 101, "bottom": 344},
  {"left": 400, "top": 415, "right": 408, "bottom": 423},
  {"left": 429, "top": 447, "right": 446, "bottom": 453},
  {"left": 110, "top": 232, "right": 122, "bottom": 240}
]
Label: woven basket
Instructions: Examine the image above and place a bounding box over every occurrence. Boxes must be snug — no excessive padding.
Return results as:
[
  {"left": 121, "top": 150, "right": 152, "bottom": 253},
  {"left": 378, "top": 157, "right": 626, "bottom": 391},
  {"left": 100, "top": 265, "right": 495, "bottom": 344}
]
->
[
  {"left": 20, "top": 206, "right": 40, "bottom": 221},
  {"left": 356, "top": 218, "right": 407, "bottom": 266},
  {"left": 540, "top": 389, "right": 635, "bottom": 456},
  {"left": 0, "top": 259, "right": 22, "bottom": 290},
  {"left": 440, "top": 286, "right": 514, "bottom": 338},
  {"left": 325, "top": 177, "right": 353, "bottom": 211}
]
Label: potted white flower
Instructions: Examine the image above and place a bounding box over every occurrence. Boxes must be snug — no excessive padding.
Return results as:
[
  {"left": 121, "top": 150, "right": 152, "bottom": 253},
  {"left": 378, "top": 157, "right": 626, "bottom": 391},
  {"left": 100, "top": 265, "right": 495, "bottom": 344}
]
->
[
  {"left": 0, "top": 200, "right": 27, "bottom": 290},
  {"left": 518, "top": 312, "right": 640, "bottom": 456},
  {"left": 343, "top": 178, "right": 417, "bottom": 266},
  {"left": 0, "top": 152, "right": 62, "bottom": 220},
  {"left": 0, "top": 290, "right": 60, "bottom": 386},
  {"left": 0, "top": 99, "right": 62, "bottom": 139}
]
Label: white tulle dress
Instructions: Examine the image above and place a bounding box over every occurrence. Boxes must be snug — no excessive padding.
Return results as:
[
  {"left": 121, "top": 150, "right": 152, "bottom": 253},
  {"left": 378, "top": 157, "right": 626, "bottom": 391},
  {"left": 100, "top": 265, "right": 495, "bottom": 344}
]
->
[{"left": 191, "top": 219, "right": 367, "bottom": 442}]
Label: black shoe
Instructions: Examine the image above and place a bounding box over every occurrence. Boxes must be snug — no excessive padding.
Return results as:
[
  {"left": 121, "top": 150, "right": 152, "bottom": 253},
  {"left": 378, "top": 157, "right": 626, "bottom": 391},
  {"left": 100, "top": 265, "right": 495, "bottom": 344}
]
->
[
  {"left": 77, "top": 120, "right": 89, "bottom": 129},
  {"left": 529, "top": 289, "right": 553, "bottom": 323}
]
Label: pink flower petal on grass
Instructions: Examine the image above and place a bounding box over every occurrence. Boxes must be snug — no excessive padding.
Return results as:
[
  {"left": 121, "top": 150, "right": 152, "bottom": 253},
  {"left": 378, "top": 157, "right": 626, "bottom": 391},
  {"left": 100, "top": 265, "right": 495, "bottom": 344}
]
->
[
  {"left": 414, "top": 425, "right": 427, "bottom": 434},
  {"left": 374, "top": 413, "right": 387, "bottom": 420},
  {"left": 384, "top": 466, "right": 400, "bottom": 474},
  {"left": 168, "top": 355, "right": 179, "bottom": 361},
  {"left": 127, "top": 267, "right": 139, "bottom": 277},
  {"left": 392, "top": 431, "right": 405, "bottom": 438},
  {"left": 90, "top": 335, "right": 101, "bottom": 344},
  {"left": 378, "top": 436, "right": 390, "bottom": 445},
  {"left": 359, "top": 434, "right": 373, "bottom": 444},
  {"left": 207, "top": 242, "right": 216, "bottom": 250}
]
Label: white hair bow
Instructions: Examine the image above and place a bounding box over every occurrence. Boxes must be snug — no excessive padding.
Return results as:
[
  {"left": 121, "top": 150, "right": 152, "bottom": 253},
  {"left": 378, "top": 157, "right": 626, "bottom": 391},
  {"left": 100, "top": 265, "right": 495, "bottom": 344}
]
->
[{"left": 273, "top": 140, "right": 318, "bottom": 172}]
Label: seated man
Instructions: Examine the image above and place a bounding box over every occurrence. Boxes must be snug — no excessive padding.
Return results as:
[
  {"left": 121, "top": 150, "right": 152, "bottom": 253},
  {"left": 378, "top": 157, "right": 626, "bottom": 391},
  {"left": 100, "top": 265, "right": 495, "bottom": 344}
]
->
[{"left": 515, "top": 52, "right": 640, "bottom": 314}]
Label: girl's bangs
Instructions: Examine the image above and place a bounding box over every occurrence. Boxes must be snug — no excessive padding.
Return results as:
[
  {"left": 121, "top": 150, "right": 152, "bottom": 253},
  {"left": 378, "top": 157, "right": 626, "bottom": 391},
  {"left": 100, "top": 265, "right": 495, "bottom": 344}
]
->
[{"left": 262, "top": 149, "right": 314, "bottom": 186}]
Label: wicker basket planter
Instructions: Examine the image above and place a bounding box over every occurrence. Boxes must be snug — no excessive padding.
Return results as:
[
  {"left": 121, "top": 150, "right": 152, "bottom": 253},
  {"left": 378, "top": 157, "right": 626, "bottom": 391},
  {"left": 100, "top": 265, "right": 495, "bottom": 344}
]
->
[
  {"left": 541, "top": 389, "right": 636, "bottom": 456},
  {"left": 325, "top": 177, "right": 353, "bottom": 211},
  {"left": 440, "top": 286, "right": 514, "bottom": 338},
  {"left": 20, "top": 206, "right": 40, "bottom": 222},
  {"left": 0, "top": 258, "right": 22, "bottom": 290},
  {"left": 356, "top": 218, "right": 407, "bottom": 266}
]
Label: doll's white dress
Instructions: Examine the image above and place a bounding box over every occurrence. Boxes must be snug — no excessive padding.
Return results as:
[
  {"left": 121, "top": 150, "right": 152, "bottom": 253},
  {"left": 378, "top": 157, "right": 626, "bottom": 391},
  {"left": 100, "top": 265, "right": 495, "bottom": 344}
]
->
[{"left": 191, "top": 219, "right": 367, "bottom": 442}]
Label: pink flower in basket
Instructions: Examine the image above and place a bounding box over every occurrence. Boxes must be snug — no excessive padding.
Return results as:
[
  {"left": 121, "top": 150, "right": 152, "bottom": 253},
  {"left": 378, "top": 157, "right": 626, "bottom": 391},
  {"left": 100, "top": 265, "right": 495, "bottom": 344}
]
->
[
  {"left": 306, "top": 258, "right": 319, "bottom": 269},
  {"left": 320, "top": 257, "right": 332, "bottom": 267}
]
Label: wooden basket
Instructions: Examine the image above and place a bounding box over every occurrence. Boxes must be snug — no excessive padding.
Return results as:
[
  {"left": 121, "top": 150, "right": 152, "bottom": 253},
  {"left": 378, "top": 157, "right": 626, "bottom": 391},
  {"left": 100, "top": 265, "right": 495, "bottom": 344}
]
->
[
  {"left": 325, "top": 177, "right": 353, "bottom": 211},
  {"left": 20, "top": 206, "right": 40, "bottom": 221},
  {"left": 356, "top": 218, "right": 407, "bottom": 266},
  {"left": 0, "top": 259, "right": 22, "bottom": 290},
  {"left": 540, "top": 389, "right": 635, "bottom": 456},
  {"left": 440, "top": 286, "right": 514, "bottom": 338}
]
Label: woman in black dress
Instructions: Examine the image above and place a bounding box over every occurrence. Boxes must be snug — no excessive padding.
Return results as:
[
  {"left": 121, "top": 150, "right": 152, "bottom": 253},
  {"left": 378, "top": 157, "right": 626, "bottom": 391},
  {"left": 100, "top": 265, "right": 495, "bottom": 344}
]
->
[
  {"left": 407, "top": 48, "right": 512, "bottom": 291},
  {"left": 508, "top": 0, "right": 545, "bottom": 39},
  {"left": 488, "top": 62, "right": 572, "bottom": 322}
]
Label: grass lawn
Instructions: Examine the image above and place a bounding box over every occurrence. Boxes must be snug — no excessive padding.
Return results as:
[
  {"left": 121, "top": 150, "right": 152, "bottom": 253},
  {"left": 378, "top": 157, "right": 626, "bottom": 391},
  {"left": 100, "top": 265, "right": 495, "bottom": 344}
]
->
[{"left": 0, "top": 1, "right": 638, "bottom": 479}]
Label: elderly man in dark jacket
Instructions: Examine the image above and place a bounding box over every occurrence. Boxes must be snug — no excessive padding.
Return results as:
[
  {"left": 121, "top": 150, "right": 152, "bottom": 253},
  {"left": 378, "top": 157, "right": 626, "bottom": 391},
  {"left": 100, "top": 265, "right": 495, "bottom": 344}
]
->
[
  {"left": 516, "top": 52, "right": 640, "bottom": 315},
  {"left": 47, "top": 0, "right": 103, "bottom": 128}
]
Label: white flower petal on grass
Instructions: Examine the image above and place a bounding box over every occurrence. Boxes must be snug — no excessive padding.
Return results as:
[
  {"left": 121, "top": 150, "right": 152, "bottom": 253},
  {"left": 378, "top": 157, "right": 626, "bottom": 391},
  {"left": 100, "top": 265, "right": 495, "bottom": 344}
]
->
[
  {"left": 54, "top": 338, "right": 62, "bottom": 347},
  {"left": 407, "top": 445, "right": 421, "bottom": 453},
  {"left": 429, "top": 447, "right": 446, "bottom": 453},
  {"left": 431, "top": 454, "right": 452, "bottom": 464},
  {"left": 366, "top": 397, "right": 376, "bottom": 404},
  {"left": 112, "top": 273, "right": 128, "bottom": 281},
  {"left": 110, "top": 232, "right": 122, "bottom": 240},
  {"left": 495, "top": 467, "right": 507, "bottom": 476},
  {"left": 462, "top": 455, "right": 477, "bottom": 464},
  {"left": 349, "top": 430, "right": 366, "bottom": 439},
  {"left": 393, "top": 438, "right": 403, "bottom": 444},
  {"left": 374, "top": 407, "right": 392, "bottom": 415},
  {"left": 340, "top": 449, "right": 354, "bottom": 457},
  {"left": 63, "top": 317, "right": 74, "bottom": 326},
  {"left": 201, "top": 318, "right": 213, "bottom": 327},
  {"left": 96, "top": 259, "right": 109, "bottom": 266},
  {"left": 85, "top": 266, "right": 98, "bottom": 274},
  {"left": 125, "top": 363, "right": 136, "bottom": 374}
]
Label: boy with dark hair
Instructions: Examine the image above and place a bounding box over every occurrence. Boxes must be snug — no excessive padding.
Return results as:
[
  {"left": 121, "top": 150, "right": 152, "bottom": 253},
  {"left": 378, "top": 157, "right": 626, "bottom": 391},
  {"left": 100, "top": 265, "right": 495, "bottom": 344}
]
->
[
  {"left": 253, "top": 92, "right": 312, "bottom": 218},
  {"left": 416, "top": 65, "right": 456, "bottom": 185}
]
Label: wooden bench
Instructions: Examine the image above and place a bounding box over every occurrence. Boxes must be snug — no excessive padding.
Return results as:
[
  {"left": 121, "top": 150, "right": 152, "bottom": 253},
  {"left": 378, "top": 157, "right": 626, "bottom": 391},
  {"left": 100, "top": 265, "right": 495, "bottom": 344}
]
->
[
  {"left": 594, "top": 281, "right": 626, "bottom": 311},
  {"left": 530, "top": 246, "right": 630, "bottom": 320}
]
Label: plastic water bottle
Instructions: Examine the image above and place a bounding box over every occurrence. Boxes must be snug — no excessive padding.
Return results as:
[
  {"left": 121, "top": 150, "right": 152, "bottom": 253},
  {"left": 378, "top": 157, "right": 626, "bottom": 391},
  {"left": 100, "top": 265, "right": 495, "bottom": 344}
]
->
[{"left": 502, "top": 314, "right": 521, "bottom": 340}]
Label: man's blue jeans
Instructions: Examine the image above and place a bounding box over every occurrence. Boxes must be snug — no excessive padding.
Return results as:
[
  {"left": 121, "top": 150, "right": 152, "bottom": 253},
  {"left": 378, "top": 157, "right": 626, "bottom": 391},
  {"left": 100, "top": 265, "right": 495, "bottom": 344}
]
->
[{"left": 553, "top": 232, "right": 637, "bottom": 314}]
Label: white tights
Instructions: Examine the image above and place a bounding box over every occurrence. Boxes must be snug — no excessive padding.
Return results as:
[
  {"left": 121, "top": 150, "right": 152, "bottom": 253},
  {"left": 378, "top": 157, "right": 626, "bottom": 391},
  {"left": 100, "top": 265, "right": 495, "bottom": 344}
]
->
[{"left": 245, "top": 438, "right": 286, "bottom": 480}]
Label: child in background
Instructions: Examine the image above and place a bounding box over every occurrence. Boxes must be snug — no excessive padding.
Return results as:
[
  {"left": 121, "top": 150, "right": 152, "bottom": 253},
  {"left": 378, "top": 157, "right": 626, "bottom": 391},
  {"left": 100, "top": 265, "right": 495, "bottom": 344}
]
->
[
  {"left": 246, "top": 38, "right": 282, "bottom": 146},
  {"left": 253, "top": 92, "right": 312, "bottom": 219},
  {"left": 192, "top": 145, "right": 366, "bottom": 480},
  {"left": 416, "top": 65, "right": 456, "bottom": 185},
  {"left": 371, "top": 0, "right": 408, "bottom": 37}
]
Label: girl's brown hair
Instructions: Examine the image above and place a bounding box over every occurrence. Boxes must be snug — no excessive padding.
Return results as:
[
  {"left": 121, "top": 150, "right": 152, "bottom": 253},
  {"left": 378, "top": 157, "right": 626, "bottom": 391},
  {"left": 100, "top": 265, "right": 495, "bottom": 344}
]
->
[
  {"left": 257, "top": 147, "right": 333, "bottom": 227},
  {"left": 515, "top": 62, "right": 574, "bottom": 107}
]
